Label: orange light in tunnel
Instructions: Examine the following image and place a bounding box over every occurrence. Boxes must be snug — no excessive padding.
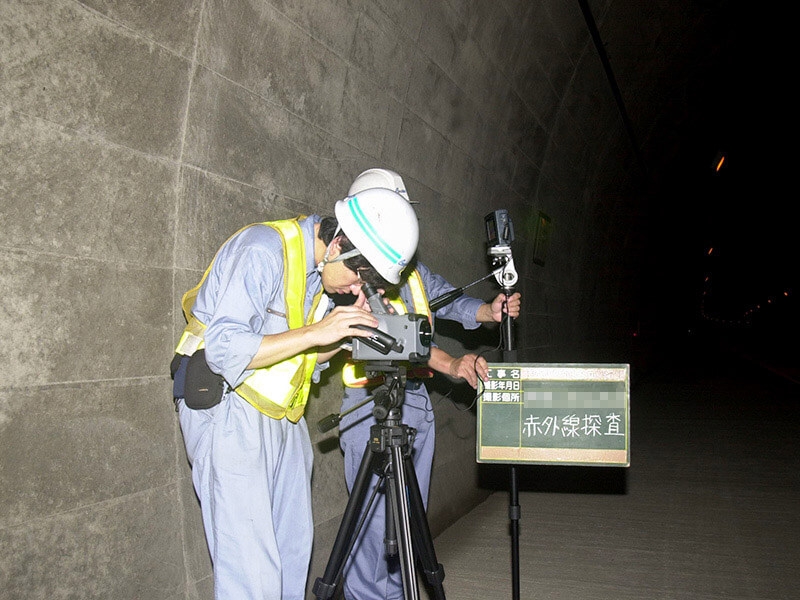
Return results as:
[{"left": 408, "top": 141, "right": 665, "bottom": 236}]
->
[{"left": 712, "top": 151, "right": 726, "bottom": 173}]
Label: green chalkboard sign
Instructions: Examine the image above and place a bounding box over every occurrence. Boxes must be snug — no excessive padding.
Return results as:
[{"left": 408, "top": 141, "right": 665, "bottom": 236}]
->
[{"left": 477, "top": 363, "right": 630, "bottom": 467}]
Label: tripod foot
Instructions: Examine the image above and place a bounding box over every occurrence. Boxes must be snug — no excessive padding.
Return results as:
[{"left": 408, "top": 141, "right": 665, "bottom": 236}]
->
[
  {"left": 422, "top": 562, "right": 445, "bottom": 587},
  {"left": 312, "top": 578, "right": 337, "bottom": 600}
]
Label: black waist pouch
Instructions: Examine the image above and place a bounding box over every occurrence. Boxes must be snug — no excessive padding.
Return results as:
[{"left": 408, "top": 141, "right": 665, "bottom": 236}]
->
[
  {"left": 183, "top": 349, "right": 226, "bottom": 410},
  {"left": 170, "top": 353, "right": 189, "bottom": 399}
]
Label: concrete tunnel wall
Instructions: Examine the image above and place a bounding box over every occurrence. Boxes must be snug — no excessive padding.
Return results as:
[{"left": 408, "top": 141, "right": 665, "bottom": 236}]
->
[{"left": 1, "top": 1, "right": 652, "bottom": 597}]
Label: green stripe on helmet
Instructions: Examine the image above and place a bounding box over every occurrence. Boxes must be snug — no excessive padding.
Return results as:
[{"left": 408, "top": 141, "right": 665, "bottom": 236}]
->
[{"left": 348, "top": 196, "right": 402, "bottom": 264}]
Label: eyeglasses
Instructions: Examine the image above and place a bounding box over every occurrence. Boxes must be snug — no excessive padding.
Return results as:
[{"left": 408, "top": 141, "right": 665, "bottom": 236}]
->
[{"left": 350, "top": 267, "right": 369, "bottom": 286}]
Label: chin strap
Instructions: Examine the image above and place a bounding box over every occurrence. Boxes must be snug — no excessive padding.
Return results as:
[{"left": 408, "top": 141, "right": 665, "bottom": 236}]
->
[{"left": 316, "top": 228, "right": 362, "bottom": 272}]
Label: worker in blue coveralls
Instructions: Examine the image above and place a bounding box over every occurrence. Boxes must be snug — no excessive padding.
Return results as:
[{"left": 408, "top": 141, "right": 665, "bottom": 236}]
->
[
  {"left": 171, "top": 179, "right": 421, "bottom": 600},
  {"left": 337, "top": 169, "right": 522, "bottom": 600}
]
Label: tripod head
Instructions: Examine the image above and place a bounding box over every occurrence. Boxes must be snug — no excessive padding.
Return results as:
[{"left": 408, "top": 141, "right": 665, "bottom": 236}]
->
[
  {"left": 360, "top": 362, "right": 408, "bottom": 421},
  {"left": 317, "top": 362, "right": 409, "bottom": 433}
]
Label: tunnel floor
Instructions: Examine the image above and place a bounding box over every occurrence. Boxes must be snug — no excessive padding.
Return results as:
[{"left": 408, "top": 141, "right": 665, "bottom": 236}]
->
[{"left": 417, "top": 336, "right": 799, "bottom": 600}]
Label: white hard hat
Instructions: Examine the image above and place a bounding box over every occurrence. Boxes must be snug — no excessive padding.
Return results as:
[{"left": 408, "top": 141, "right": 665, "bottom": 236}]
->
[
  {"left": 335, "top": 188, "right": 419, "bottom": 284},
  {"left": 348, "top": 168, "right": 410, "bottom": 201}
]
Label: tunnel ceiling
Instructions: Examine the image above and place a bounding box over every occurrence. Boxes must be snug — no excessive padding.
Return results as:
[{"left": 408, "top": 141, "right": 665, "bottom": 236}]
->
[{"left": 592, "top": 0, "right": 793, "bottom": 329}]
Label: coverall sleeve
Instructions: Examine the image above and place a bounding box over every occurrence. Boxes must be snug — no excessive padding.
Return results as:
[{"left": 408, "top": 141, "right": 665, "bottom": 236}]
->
[
  {"left": 415, "top": 262, "right": 484, "bottom": 330},
  {"left": 196, "top": 231, "right": 286, "bottom": 389}
]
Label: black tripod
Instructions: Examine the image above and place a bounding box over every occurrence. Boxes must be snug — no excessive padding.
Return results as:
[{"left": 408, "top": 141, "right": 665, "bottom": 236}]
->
[{"left": 313, "top": 365, "right": 446, "bottom": 600}]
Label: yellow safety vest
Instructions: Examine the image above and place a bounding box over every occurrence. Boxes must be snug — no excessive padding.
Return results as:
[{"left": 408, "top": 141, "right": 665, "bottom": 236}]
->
[
  {"left": 175, "top": 218, "right": 324, "bottom": 422},
  {"left": 342, "top": 269, "right": 433, "bottom": 387}
]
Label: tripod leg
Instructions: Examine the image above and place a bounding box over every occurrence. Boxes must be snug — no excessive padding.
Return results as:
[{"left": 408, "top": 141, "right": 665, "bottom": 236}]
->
[
  {"left": 404, "top": 453, "right": 446, "bottom": 600},
  {"left": 388, "top": 444, "right": 420, "bottom": 600},
  {"left": 385, "top": 480, "right": 398, "bottom": 558},
  {"left": 313, "top": 442, "right": 379, "bottom": 600}
]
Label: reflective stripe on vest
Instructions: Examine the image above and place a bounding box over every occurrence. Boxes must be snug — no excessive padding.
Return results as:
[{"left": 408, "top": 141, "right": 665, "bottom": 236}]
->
[
  {"left": 342, "top": 269, "right": 433, "bottom": 387},
  {"left": 175, "top": 218, "right": 324, "bottom": 422}
]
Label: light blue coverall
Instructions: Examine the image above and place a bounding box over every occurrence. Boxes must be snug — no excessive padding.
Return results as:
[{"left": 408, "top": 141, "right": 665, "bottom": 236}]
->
[
  {"left": 338, "top": 261, "right": 485, "bottom": 600},
  {"left": 176, "top": 215, "right": 328, "bottom": 600}
]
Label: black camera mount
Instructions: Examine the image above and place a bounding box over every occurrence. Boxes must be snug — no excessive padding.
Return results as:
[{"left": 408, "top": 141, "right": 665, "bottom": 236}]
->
[
  {"left": 485, "top": 208, "right": 519, "bottom": 358},
  {"left": 486, "top": 209, "right": 522, "bottom": 600}
]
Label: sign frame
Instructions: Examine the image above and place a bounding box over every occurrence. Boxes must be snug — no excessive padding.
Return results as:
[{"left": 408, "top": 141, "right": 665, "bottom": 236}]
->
[{"left": 477, "top": 363, "right": 630, "bottom": 467}]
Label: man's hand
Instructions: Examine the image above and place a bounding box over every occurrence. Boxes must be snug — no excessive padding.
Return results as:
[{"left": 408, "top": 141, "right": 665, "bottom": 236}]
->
[
  {"left": 428, "top": 347, "right": 488, "bottom": 389},
  {"left": 311, "top": 305, "right": 379, "bottom": 347},
  {"left": 247, "top": 304, "right": 377, "bottom": 370},
  {"left": 477, "top": 291, "right": 521, "bottom": 323},
  {"left": 447, "top": 353, "right": 488, "bottom": 389}
]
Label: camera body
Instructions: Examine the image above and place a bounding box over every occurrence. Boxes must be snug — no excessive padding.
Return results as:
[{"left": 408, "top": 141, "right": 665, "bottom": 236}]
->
[
  {"left": 485, "top": 209, "right": 515, "bottom": 247},
  {"left": 352, "top": 313, "right": 432, "bottom": 362},
  {"left": 485, "top": 209, "right": 519, "bottom": 289}
]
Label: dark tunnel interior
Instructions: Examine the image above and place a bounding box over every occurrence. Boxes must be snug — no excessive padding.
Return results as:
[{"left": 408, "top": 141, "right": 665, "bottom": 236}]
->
[{"left": 635, "top": 6, "right": 796, "bottom": 371}]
